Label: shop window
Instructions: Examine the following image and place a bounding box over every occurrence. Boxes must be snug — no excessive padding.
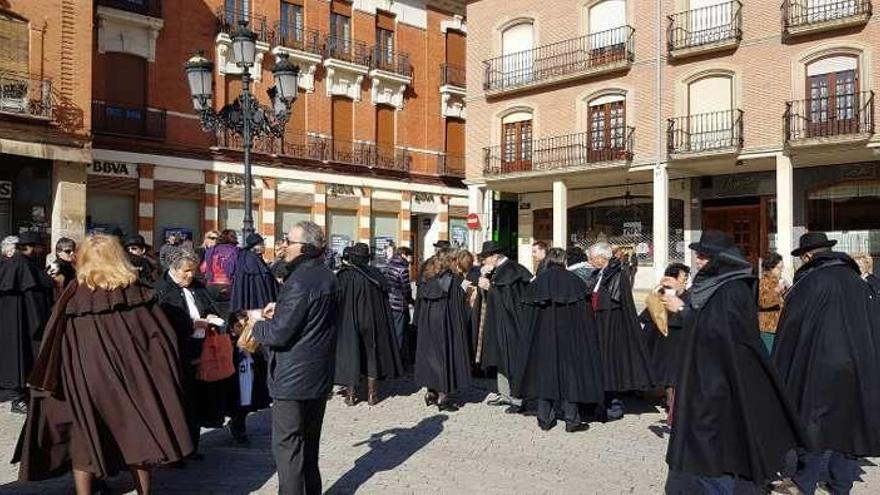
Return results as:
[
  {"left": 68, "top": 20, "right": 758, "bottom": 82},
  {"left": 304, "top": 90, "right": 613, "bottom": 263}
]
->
[
  {"left": 588, "top": 94, "right": 626, "bottom": 161},
  {"left": 805, "top": 55, "right": 858, "bottom": 136},
  {"left": 449, "top": 217, "right": 469, "bottom": 249},
  {"left": 87, "top": 193, "right": 135, "bottom": 238},
  {"left": 372, "top": 213, "right": 398, "bottom": 266},
  {"left": 808, "top": 180, "right": 880, "bottom": 256},
  {"left": 155, "top": 198, "right": 201, "bottom": 249},
  {"left": 276, "top": 206, "right": 311, "bottom": 240},
  {"left": 220, "top": 202, "right": 260, "bottom": 232},
  {"left": 328, "top": 209, "right": 357, "bottom": 267}
]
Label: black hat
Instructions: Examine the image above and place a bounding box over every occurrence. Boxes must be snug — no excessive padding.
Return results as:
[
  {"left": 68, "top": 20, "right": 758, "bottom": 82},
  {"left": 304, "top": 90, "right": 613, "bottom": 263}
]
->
[
  {"left": 792, "top": 232, "right": 837, "bottom": 257},
  {"left": 350, "top": 242, "right": 371, "bottom": 259},
  {"left": 17, "top": 231, "right": 44, "bottom": 246},
  {"left": 433, "top": 240, "right": 451, "bottom": 249},
  {"left": 245, "top": 233, "right": 265, "bottom": 250},
  {"left": 688, "top": 230, "right": 736, "bottom": 256},
  {"left": 124, "top": 234, "right": 147, "bottom": 248},
  {"left": 478, "top": 240, "right": 505, "bottom": 259}
]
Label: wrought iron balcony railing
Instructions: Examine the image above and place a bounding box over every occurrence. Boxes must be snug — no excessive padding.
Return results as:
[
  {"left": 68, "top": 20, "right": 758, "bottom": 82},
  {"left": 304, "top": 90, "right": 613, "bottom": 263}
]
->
[
  {"left": 0, "top": 73, "right": 52, "bottom": 119},
  {"left": 482, "top": 128, "right": 634, "bottom": 176},
  {"left": 437, "top": 154, "right": 465, "bottom": 177},
  {"left": 782, "top": 0, "right": 872, "bottom": 33},
  {"left": 372, "top": 47, "right": 412, "bottom": 77},
  {"left": 216, "top": 7, "right": 269, "bottom": 42},
  {"left": 440, "top": 63, "right": 466, "bottom": 87},
  {"left": 92, "top": 100, "right": 166, "bottom": 139},
  {"left": 323, "top": 35, "right": 371, "bottom": 67},
  {"left": 483, "top": 26, "right": 635, "bottom": 93},
  {"left": 784, "top": 90, "right": 874, "bottom": 143},
  {"left": 272, "top": 22, "right": 321, "bottom": 55},
  {"left": 667, "top": 109, "right": 744, "bottom": 155},
  {"left": 98, "top": 0, "right": 162, "bottom": 17},
  {"left": 667, "top": 1, "right": 742, "bottom": 53}
]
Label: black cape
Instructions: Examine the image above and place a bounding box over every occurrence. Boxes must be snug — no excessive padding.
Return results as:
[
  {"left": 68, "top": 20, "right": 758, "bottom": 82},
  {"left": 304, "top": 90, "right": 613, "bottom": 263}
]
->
[
  {"left": 413, "top": 271, "right": 472, "bottom": 394},
  {"left": 334, "top": 263, "right": 403, "bottom": 387},
  {"left": 480, "top": 259, "right": 532, "bottom": 380},
  {"left": 515, "top": 265, "right": 604, "bottom": 404},
  {"left": 667, "top": 253, "right": 806, "bottom": 482},
  {"left": 640, "top": 292, "right": 690, "bottom": 388},
  {"left": 772, "top": 251, "right": 880, "bottom": 457},
  {"left": 590, "top": 258, "right": 654, "bottom": 391},
  {"left": 127, "top": 252, "right": 156, "bottom": 287},
  {"left": 0, "top": 253, "right": 54, "bottom": 392},
  {"left": 230, "top": 249, "right": 278, "bottom": 314}
]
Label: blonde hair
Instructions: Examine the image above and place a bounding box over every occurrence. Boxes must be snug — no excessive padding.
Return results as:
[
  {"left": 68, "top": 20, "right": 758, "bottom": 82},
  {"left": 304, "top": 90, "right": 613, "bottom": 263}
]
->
[
  {"left": 202, "top": 230, "right": 220, "bottom": 248},
  {"left": 76, "top": 234, "right": 138, "bottom": 291},
  {"left": 853, "top": 253, "right": 874, "bottom": 275}
]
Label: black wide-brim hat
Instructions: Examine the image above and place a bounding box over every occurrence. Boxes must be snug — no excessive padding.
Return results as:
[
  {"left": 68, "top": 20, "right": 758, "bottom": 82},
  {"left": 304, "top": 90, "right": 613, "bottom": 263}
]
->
[
  {"left": 433, "top": 240, "right": 451, "bottom": 249},
  {"left": 17, "top": 231, "right": 45, "bottom": 246},
  {"left": 792, "top": 232, "right": 837, "bottom": 257},
  {"left": 350, "top": 242, "right": 371, "bottom": 259},
  {"left": 478, "top": 240, "right": 505, "bottom": 259},
  {"left": 688, "top": 230, "right": 736, "bottom": 256},
  {"left": 124, "top": 234, "right": 147, "bottom": 248}
]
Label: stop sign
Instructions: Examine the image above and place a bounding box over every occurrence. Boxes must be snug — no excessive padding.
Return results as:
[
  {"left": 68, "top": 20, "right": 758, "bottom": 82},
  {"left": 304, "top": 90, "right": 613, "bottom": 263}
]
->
[{"left": 466, "top": 213, "right": 481, "bottom": 230}]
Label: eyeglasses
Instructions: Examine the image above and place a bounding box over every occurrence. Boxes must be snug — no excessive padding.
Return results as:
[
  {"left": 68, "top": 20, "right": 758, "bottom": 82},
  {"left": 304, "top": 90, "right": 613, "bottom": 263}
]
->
[
  {"left": 59, "top": 249, "right": 74, "bottom": 254},
  {"left": 285, "top": 240, "right": 306, "bottom": 246},
  {"left": 206, "top": 236, "right": 218, "bottom": 241}
]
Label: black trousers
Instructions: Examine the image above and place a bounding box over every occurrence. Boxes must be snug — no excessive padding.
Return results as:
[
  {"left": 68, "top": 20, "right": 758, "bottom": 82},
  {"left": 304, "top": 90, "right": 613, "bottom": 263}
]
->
[
  {"left": 537, "top": 399, "right": 581, "bottom": 428},
  {"left": 273, "top": 398, "right": 327, "bottom": 495}
]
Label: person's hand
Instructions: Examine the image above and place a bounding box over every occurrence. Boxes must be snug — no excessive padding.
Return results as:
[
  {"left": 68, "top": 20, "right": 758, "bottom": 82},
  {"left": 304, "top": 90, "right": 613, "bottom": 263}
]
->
[
  {"left": 480, "top": 263, "right": 493, "bottom": 275},
  {"left": 661, "top": 293, "right": 685, "bottom": 313},
  {"left": 193, "top": 318, "right": 210, "bottom": 330},
  {"left": 660, "top": 276, "right": 682, "bottom": 293},
  {"left": 478, "top": 277, "right": 491, "bottom": 291},
  {"left": 262, "top": 303, "right": 277, "bottom": 320}
]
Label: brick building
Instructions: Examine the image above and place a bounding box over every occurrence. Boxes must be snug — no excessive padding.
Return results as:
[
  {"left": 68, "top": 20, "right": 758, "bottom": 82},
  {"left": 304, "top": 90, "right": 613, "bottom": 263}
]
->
[
  {"left": 0, "top": 0, "right": 92, "bottom": 247},
  {"left": 467, "top": 0, "right": 880, "bottom": 284},
  {"left": 88, "top": 0, "right": 467, "bottom": 264}
]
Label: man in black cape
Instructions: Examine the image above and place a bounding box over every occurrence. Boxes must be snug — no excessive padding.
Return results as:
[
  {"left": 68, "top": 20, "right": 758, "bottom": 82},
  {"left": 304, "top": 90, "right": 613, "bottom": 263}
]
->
[
  {"left": 124, "top": 234, "right": 157, "bottom": 287},
  {"left": 334, "top": 243, "right": 402, "bottom": 406},
  {"left": 0, "top": 232, "right": 54, "bottom": 413},
  {"left": 230, "top": 233, "right": 278, "bottom": 315},
  {"left": 662, "top": 231, "right": 806, "bottom": 493},
  {"left": 587, "top": 242, "right": 654, "bottom": 417},
  {"left": 477, "top": 240, "right": 532, "bottom": 412},
  {"left": 516, "top": 248, "right": 604, "bottom": 433},
  {"left": 772, "top": 233, "right": 880, "bottom": 494}
]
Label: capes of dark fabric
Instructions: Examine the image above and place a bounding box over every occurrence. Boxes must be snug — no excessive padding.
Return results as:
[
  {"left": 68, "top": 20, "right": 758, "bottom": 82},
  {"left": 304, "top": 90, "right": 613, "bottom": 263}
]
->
[
  {"left": 865, "top": 273, "right": 880, "bottom": 298},
  {"left": 0, "top": 253, "right": 54, "bottom": 392},
  {"left": 589, "top": 258, "right": 654, "bottom": 391},
  {"left": 640, "top": 293, "right": 690, "bottom": 388},
  {"left": 772, "top": 251, "right": 880, "bottom": 457},
  {"left": 224, "top": 342, "right": 271, "bottom": 413},
  {"left": 334, "top": 263, "right": 403, "bottom": 387},
  {"left": 127, "top": 252, "right": 156, "bottom": 287},
  {"left": 667, "top": 254, "right": 806, "bottom": 482},
  {"left": 413, "top": 271, "right": 472, "bottom": 394},
  {"left": 230, "top": 249, "right": 279, "bottom": 314},
  {"left": 52, "top": 259, "right": 77, "bottom": 299},
  {"left": 480, "top": 260, "right": 532, "bottom": 379},
  {"left": 15, "top": 282, "right": 192, "bottom": 481},
  {"left": 515, "top": 265, "right": 604, "bottom": 404},
  {"left": 464, "top": 267, "right": 482, "bottom": 362}
]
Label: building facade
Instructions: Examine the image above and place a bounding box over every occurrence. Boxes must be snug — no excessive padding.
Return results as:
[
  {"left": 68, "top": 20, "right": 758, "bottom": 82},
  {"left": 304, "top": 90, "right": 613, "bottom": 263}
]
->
[
  {"left": 466, "top": 0, "right": 880, "bottom": 285},
  {"left": 88, "top": 0, "right": 467, "bottom": 264},
  {"left": 0, "top": 0, "right": 93, "bottom": 248}
]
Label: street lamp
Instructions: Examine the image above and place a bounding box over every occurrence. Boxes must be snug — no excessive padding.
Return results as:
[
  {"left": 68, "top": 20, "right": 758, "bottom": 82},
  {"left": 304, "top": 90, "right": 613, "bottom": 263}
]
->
[{"left": 184, "top": 21, "right": 299, "bottom": 239}]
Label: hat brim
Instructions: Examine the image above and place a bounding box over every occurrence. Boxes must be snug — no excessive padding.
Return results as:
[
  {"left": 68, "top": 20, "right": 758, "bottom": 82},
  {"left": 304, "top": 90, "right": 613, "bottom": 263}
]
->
[
  {"left": 791, "top": 239, "right": 837, "bottom": 257},
  {"left": 688, "top": 242, "right": 725, "bottom": 256},
  {"left": 478, "top": 248, "right": 505, "bottom": 259}
]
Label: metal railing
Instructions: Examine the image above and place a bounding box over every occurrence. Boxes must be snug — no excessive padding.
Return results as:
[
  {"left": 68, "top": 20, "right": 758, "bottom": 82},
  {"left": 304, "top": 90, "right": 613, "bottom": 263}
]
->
[
  {"left": 784, "top": 90, "right": 874, "bottom": 142},
  {"left": 782, "top": 0, "right": 872, "bottom": 31},
  {"left": 437, "top": 154, "right": 465, "bottom": 176},
  {"left": 216, "top": 7, "right": 269, "bottom": 42},
  {"left": 483, "top": 26, "right": 635, "bottom": 92},
  {"left": 667, "top": 109, "right": 744, "bottom": 154},
  {"left": 440, "top": 63, "right": 466, "bottom": 87},
  {"left": 0, "top": 73, "right": 52, "bottom": 119},
  {"left": 668, "top": 1, "right": 742, "bottom": 52},
  {"left": 482, "top": 127, "right": 634, "bottom": 176},
  {"left": 98, "top": 0, "right": 162, "bottom": 17},
  {"left": 323, "top": 35, "right": 371, "bottom": 66},
  {"left": 372, "top": 47, "right": 412, "bottom": 76},
  {"left": 92, "top": 100, "right": 166, "bottom": 139},
  {"left": 272, "top": 22, "right": 321, "bottom": 55}
]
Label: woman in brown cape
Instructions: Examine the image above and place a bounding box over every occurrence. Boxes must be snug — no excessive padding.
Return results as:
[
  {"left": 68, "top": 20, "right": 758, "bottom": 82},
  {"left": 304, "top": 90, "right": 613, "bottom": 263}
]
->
[{"left": 14, "top": 234, "right": 192, "bottom": 494}]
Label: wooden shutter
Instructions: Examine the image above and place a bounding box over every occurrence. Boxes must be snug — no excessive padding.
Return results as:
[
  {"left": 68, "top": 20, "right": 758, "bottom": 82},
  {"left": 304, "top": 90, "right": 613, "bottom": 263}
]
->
[
  {"left": 0, "top": 12, "right": 28, "bottom": 74},
  {"left": 225, "top": 77, "right": 243, "bottom": 106},
  {"left": 445, "top": 118, "right": 465, "bottom": 156},
  {"left": 331, "top": 0, "right": 352, "bottom": 15},
  {"left": 105, "top": 53, "right": 146, "bottom": 106},
  {"left": 446, "top": 30, "right": 466, "bottom": 67},
  {"left": 332, "top": 96, "right": 353, "bottom": 156},
  {"left": 377, "top": 10, "right": 395, "bottom": 32}
]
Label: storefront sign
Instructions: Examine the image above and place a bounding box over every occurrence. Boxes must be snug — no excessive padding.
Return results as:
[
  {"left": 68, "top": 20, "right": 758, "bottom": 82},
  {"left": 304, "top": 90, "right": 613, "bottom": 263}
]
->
[
  {"left": 328, "top": 184, "right": 356, "bottom": 196},
  {"left": 163, "top": 228, "right": 193, "bottom": 243},
  {"left": 413, "top": 192, "right": 435, "bottom": 203},
  {"left": 519, "top": 202, "right": 531, "bottom": 210},
  {"left": 0, "top": 180, "right": 11, "bottom": 199},
  {"left": 88, "top": 161, "right": 139, "bottom": 178},
  {"left": 622, "top": 221, "right": 642, "bottom": 236},
  {"left": 221, "top": 175, "right": 259, "bottom": 188},
  {"left": 450, "top": 225, "right": 468, "bottom": 248}
]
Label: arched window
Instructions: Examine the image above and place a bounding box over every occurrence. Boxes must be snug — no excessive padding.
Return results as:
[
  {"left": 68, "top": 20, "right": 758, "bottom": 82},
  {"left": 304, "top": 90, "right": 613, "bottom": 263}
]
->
[
  {"left": 587, "top": 93, "right": 627, "bottom": 160},
  {"left": 500, "top": 109, "right": 533, "bottom": 172},
  {"left": 589, "top": 0, "right": 626, "bottom": 49},
  {"left": 687, "top": 74, "right": 734, "bottom": 151},
  {"left": 501, "top": 22, "right": 534, "bottom": 86},
  {"left": 688, "top": 0, "right": 732, "bottom": 44},
  {"left": 805, "top": 55, "right": 859, "bottom": 135}
]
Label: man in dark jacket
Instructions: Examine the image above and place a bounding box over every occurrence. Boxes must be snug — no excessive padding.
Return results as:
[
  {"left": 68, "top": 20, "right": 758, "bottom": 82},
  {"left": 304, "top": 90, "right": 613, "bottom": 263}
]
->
[
  {"left": 382, "top": 246, "right": 413, "bottom": 352},
  {"left": 124, "top": 234, "right": 157, "bottom": 287},
  {"left": 773, "top": 233, "right": 880, "bottom": 495},
  {"left": 250, "top": 221, "right": 338, "bottom": 495}
]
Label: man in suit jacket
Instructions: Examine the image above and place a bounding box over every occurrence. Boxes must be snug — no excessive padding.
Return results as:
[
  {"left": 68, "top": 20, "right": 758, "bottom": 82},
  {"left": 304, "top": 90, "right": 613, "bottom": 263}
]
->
[{"left": 250, "top": 221, "right": 339, "bottom": 495}]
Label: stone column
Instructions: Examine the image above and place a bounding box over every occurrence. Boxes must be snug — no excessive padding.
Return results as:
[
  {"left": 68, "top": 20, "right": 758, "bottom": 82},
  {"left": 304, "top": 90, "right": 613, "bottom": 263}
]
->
[
  {"left": 399, "top": 191, "right": 412, "bottom": 248},
  {"left": 776, "top": 153, "right": 795, "bottom": 280},
  {"left": 50, "top": 161, "right": 87, "bottom": 248},
  {"left": 313, "top": 182, "right": 327, "bottom": 229},
  {"left": 653, "top": 164, "right": 670, "bottom": 280},
  {"left": 137, "top": 163, "right": 155, "bottom": 246},
  {"left": 358, "top": 187, "right": 372, "bottom": 245},
  {"left": 204, "top": 171, "right": 220, "bottom": 234},
  {"left": 552, "top": 180, "right": 567, "bottom": 248},
  {"left": 467, "top": 184, "right": 485, "bottom": 252},
  {"left": 260, "top": 178, "right": 277, "bottom": 261}
]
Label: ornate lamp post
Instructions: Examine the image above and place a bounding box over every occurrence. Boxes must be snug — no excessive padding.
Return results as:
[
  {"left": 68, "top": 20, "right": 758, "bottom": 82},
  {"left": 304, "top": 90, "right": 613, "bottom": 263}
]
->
[{"left": 185, "top": 21, "right": 299, "bottom": 239}]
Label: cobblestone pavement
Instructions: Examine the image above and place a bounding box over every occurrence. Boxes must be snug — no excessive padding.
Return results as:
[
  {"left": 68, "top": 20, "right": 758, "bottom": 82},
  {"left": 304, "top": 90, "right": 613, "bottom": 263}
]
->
[{"left": 0, "top": 380, "right": 878, "bottom": 494}]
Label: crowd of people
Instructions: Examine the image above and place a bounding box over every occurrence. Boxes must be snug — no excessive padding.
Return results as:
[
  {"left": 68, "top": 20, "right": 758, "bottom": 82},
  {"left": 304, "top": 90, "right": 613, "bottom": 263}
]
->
[{"left": 0, "top": 221, "right": 879, "bottom": 495}]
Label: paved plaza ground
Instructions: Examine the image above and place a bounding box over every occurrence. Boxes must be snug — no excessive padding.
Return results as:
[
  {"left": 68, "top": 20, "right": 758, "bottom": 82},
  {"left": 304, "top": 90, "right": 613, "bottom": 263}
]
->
[{"left": 0, "top": 380, "right": 877, "bottom": 494}]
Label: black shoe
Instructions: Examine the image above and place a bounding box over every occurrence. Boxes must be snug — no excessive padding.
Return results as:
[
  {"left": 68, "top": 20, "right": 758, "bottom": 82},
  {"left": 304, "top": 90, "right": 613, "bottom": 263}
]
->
[
  {"left": 425, "top": 393, "right": 438, "bottom": 407},
  {"left": 538, "top": 421, "right": 556, "bottom": 431},
  {"left": 438, "top": 402, "right": 459, "bottom": 412},
  {"left": 504, "top": 405, "right": 522, "bottom": 415},
  {"left": 486, "top": 397, "right": 507, "bottom": 406},
  {"left": 10, "top": 399, "right": 27, "bottom": 415},
  {"left": 565, "top": 422, "right": 589, "bottom": 433}
]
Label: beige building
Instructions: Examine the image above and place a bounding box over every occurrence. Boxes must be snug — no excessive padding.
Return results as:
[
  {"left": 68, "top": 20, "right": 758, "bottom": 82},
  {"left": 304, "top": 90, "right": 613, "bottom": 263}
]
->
[{"left": 466, "top": 0, "right": 880, "bottom": 285}]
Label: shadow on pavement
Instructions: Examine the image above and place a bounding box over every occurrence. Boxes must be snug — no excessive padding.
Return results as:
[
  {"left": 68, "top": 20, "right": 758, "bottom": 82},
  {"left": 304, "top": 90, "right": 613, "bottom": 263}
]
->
[{"left": 324, "top": 414, "right": 449, "bottom": 494}]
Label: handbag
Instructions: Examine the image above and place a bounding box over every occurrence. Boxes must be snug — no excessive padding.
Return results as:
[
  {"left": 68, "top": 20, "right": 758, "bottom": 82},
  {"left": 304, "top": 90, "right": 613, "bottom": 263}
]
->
[{"left": 197, "top": 327, "right": 236, "bottom": 382}]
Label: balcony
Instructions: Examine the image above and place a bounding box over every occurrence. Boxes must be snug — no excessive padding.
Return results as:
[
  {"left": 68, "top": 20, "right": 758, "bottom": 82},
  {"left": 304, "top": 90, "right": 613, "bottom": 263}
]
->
[
  {"left": 482, "top": 26, "right": 634, "bottom": 97},
  {"left": 0, "top": 73, "right": 52, "bottom": 120},
  {"left": 216, "top": 8, "right": 268, "bottom": 42},
  {"left": 784, "top": 91, "right": 874, "bottom": 147},
  {"left": 782, "top": 0, "right": 872, "bottom": 38},
  {"left": 97, "top": 0, "right": 162, "bottom": 18},
  {"left": 667, "top": 1, "right": 741, "bottom": 59},
  {"left": 667, "top": 109, "right": 744, "bottom": 157},
  {"left": 92, "top": 100, "right": 166, "bottom": 139},
  {"left": 440, "top": 63, "right": 466, "bottom": 119},
  {"left": 372, "top": 47, "right": 412, "bottom": 77},
  {"left": 369, "top": 47, "right": 412, "bottom": 109},
  {"left": 322, "top": 35, "right": 371, "bottom": 101},
  {"left": 437, "top": 154, "right": 465, "bottom": 177},
  {"left": 323, "top": 35, "right": 371, "bottom": 67},
  {"left": 440, "top": 63, "right": 466, "bottom": 88},
  {"left": 271, "top": 23, "right": 322, "bottom": 92},
  {"left": 482, "top": 128, "right": 634, "bottom": 177}
]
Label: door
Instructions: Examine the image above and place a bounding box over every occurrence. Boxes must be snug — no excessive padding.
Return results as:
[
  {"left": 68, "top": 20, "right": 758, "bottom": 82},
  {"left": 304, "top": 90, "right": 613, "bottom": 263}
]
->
[
  {"left": 329, "top": 11, "right": 352, "bottom": 60},
  {"left": 501, "top": 120, "right": 532, "bottom": 172},
  {"left": 702, "top": 205, "right": 761, "bottom": 267},
  {"left": 588, "top": 99, "right": 626, "bottom": 161},
  {"left": 332, "top": 96, "right": 353, "bottom": 161},
  {"left": 807, "top": 68, "right": 858, "bottom": 137}
]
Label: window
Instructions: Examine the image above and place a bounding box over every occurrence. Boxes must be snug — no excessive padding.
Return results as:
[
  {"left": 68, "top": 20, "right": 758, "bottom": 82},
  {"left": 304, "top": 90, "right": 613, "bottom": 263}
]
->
[
  {"left": 501, "top": 113, "right": 532, "bottom": 172},
  {"left": 589, "top": 0, "right": 626, "bottom": 49},
  {"left": 279, "top": 1, "right": 303, "bottom": 42},
  {"left": 329, "top": 12, "right": 351, "bottom": 57},
  {"left": 688, "top": 0, "right": 732, "bottom": 45},
  {"left": 588, "top": 95, "right": 626, "bottom": 160},
  {"left": 501, "top": 22, "right": 534, "bottom": 86},
  {"left": 806, "top": 56, "right": 858, "bottom": 136},
  {"left": 687, "top": 75, "right": 734, "bottom": 151},
  {"left": 376, "top": 105, "right": 395, "bottom": 162},
  {"left": 0, "top": 12, "right": 28, "bottom": 74},
  {"left": 226, "top": 0, "right": 249, "bottom": 21},
  {"left": 377, "top": 28, "right": 394, "bottom": 67}
]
